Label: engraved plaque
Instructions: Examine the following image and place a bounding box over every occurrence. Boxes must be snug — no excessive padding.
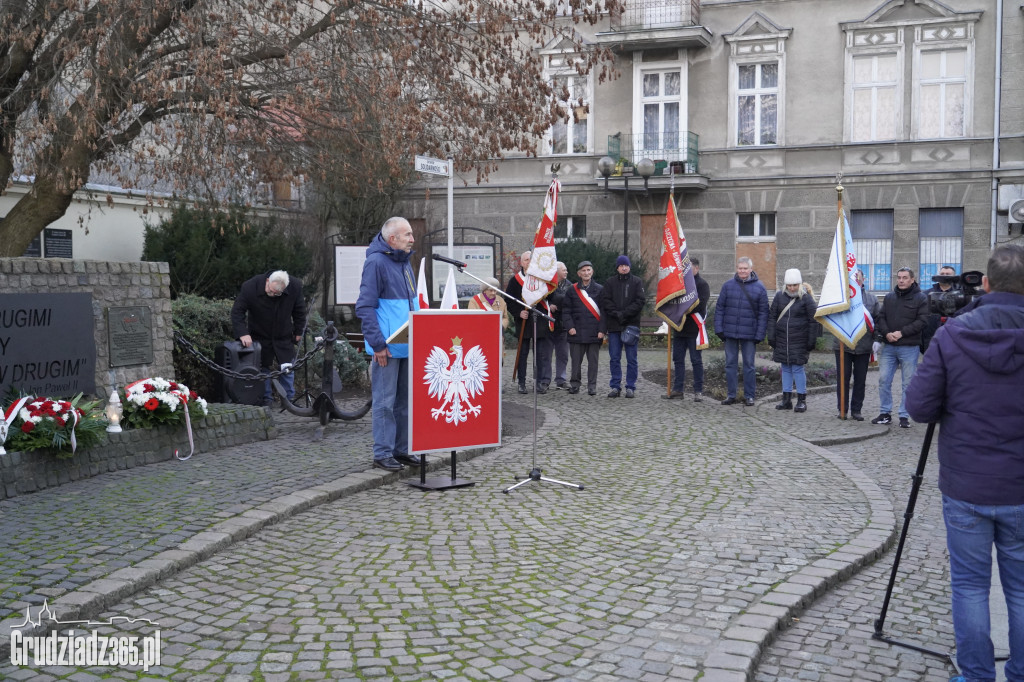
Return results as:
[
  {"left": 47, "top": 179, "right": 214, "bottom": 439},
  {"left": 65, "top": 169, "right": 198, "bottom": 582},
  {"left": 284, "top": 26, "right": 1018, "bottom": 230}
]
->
[{"left": 107, "top": 306, "right": 154, "bottom": 367}]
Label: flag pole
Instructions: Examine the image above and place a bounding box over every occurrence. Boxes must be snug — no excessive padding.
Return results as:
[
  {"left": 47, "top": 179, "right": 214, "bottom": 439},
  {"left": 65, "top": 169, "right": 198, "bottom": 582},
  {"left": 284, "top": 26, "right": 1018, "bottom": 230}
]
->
[
  {"left": 667, "top": 174, "right": 676, "bottom": 398},
  {"left": 836, "top": 173, "right": 848, "bottom": 420}
]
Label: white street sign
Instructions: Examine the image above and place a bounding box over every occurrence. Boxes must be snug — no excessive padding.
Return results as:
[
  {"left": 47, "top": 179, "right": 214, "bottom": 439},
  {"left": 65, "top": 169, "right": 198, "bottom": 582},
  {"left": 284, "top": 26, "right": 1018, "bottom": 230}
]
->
[{"left": 415, "top": 155, "right": 450, "bottom": 177}]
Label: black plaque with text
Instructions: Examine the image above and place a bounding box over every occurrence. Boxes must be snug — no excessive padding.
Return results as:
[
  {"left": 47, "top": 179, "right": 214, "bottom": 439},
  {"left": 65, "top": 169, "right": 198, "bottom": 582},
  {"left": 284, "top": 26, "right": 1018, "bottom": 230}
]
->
[
  {"left": 107, "top": 306, "right": 154, "bottom": 367},
  {"left": 0, "top": 293, "right": 97, "bottom": 397},
  {"left": 43, "top": 228, "right": 73, "bottom": 258}
]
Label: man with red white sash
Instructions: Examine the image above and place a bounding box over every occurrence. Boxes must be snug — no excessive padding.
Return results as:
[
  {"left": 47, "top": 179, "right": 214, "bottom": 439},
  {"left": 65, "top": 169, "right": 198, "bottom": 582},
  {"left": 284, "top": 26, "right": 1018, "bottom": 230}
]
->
[{"left": 561, "top": 260, "right": 604, "bottom": 395}]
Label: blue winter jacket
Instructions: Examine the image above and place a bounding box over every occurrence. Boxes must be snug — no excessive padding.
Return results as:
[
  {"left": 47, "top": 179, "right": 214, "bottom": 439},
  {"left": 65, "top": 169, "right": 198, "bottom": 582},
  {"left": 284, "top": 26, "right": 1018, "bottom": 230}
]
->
[
  {"left": 355, "top": 233, "right": 420, "bottom": 358},
  {"left": 905, "top": 291, "right": 1024, "bottom": 506},
  {"left": 714, "top": 271, "right": 769, "bottom": 341}
]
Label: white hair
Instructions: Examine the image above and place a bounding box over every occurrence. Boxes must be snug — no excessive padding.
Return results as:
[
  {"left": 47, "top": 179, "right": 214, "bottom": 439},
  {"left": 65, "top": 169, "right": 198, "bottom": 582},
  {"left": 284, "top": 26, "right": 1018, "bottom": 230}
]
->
[
  {"left": 381, "top": 216, "right": 411, "bottom": 240},
  {"left": 268, "top": 270, "right": 290, "bottom": 287},
  {"left": 737, "top": 257, "right": 754, "bottom": 268}
]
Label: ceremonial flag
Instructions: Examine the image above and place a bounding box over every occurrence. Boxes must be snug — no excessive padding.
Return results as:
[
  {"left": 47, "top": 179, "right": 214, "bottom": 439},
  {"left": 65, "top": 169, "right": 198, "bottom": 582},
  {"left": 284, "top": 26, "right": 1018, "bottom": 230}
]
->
[
  {"left": 416, "top": 259, "right": 430, "bottom": 309},
  {"left": 522, "top": 178, "right": 560, "bottom": 307},
  {"left": 440, "top": 267, "right": 460, "bottom": 310},
  {"left": 815, "top": 212, "right": 873, "bottom": 348},
  {"left": 655, "top": 193, "right": 699, "bottom": 331}
]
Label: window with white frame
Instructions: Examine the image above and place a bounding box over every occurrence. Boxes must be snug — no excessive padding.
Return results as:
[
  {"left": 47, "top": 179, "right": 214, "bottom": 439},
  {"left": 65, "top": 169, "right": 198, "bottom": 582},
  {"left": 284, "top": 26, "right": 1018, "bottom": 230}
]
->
[
  {"left": 640, "top": 69, "right": 682, "bottom": 154},
  {"left": 737, "top": 213, "right": 776, "bottom": 240},
  {"left": 850, "top": 210, "right": 893, "bottom": 293},
  {"left": 850, "top": 52, "right": 900, "bottom": 142},
  {"left": 548, "top": 69, "right": 591, "bottom": 155},
  {"left": 919, "top": 208, "right": 962, "bottom": 282},
  {"left": 736, "top": 63, "right": 778, "bottom": 146},
  {"left": 554, "top": 215, "right": 586, "bottom": 242},
  {"left": 916, "top": 48, "right": 968, "bottom": 139}
]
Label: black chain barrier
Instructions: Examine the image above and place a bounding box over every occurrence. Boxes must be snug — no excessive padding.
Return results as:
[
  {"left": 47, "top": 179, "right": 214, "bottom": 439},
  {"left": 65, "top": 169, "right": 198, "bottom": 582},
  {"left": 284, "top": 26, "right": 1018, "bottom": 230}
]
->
[{"left": 172, "top": 324, "right": 339, "bottom": 381}]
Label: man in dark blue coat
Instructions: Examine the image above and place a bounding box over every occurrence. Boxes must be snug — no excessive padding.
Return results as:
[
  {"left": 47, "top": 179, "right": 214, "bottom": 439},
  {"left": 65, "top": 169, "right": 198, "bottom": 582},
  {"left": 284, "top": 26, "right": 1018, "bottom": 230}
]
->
[
  {"left": 561, "top": 261, "right": 604, "bottom": 395},
  {"left": 713, "top": 257, "right": 769, "bottom": 406},
  {"left": 906, "top": 243, "right": 1024, "bottom": 682},
  {"left": 599, "top": 255, "right": 645, "bottom": 398},
  {"left": 232, "top": 270, "right": 306, "bottom": 406}
]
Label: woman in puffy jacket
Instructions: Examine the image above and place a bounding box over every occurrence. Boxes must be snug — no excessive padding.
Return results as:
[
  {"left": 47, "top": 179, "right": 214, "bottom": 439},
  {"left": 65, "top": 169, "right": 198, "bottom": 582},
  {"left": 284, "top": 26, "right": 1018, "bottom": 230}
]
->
[{"left": 767, "top": 269, "right": 820, "bottom": 412}]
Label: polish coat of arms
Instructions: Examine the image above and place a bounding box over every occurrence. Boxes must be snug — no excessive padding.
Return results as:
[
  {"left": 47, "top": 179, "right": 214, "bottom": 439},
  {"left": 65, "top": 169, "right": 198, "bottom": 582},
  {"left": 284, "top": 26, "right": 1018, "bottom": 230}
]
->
[{"left": 423, "top": 336, "right": 489, "bottom": 424}]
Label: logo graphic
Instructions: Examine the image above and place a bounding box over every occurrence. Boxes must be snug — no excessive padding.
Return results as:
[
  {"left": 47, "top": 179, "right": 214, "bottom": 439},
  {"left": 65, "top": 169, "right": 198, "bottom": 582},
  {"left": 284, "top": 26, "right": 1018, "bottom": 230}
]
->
[
  {"left": 423, "top": 336, "right": 488, "bottom": 425},
  {"left": 9, "top": 601, "right": 162, "bottom": 672}
]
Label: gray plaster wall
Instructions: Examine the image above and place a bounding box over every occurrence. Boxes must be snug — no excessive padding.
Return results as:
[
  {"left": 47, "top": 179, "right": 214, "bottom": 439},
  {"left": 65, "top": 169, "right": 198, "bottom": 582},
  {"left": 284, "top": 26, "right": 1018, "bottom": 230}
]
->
[{"left": 0, "top": 258, "right": 174, "bottom": 398}]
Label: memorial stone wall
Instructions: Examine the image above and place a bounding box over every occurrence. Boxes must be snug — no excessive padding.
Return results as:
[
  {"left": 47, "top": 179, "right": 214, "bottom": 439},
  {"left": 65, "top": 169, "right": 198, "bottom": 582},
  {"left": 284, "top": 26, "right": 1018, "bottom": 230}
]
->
[{"left": 0, "top": 257, "right": 175, "bottom": 398}]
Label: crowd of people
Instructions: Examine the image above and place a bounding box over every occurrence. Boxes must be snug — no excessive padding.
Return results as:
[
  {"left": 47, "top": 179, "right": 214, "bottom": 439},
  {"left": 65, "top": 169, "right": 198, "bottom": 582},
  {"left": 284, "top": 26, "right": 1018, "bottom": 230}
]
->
[{"left": 241, "top": 222, "right": 1024, "bottom": 682}]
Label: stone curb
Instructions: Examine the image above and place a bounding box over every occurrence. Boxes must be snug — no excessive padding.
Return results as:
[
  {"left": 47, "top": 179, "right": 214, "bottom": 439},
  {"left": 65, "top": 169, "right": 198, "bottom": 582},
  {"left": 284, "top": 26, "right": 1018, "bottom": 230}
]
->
[
  {"left": 698, "top": 400, "right": 899, "bottom": 681},
  {"left": 0, "top": 424, "right": 527, "bottom": 659}
]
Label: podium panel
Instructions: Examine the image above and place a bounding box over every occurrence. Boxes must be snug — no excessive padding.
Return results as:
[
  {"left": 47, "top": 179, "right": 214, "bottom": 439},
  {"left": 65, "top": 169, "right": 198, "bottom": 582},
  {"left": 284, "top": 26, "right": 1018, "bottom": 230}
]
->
[{"left": 408, "top": 310, "right": 502, "bottom": 454}]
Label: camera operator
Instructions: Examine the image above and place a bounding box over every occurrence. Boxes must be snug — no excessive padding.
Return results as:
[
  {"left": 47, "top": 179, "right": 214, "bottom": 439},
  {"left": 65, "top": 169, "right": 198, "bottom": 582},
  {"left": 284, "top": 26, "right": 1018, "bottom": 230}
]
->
[
  {"left": 905, "top": 243, "right": 1024, "bottom": 682},
  {"left": 920, "top": 265, "right": 956, "bottom": 354}
]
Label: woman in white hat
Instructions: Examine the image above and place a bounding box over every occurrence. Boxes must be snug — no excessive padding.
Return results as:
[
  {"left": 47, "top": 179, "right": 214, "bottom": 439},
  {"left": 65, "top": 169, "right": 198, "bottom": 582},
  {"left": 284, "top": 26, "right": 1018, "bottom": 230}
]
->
[{"left": 766, "top": 268, "right": 821, "bottom": 412}]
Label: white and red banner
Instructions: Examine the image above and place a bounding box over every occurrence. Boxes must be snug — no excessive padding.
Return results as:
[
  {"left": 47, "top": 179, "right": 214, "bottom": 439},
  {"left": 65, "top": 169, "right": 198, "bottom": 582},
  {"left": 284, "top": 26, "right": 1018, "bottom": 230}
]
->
[
  {"left": 440, "top": 267, "right": 460, "bottom": 310},
  {"left": 409, "top": 310, "right": 502, "bottom": 454},
  {"left": 416, "top": 259, "right": 430, "bottom": 309},
  {"left": 522, "top": 178, "right": 560, "bottom": 306}
]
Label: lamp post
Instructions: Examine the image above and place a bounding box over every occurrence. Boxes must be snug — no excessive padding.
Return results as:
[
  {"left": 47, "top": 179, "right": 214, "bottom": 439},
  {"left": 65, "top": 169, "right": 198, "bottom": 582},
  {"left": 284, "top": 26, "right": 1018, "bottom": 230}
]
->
[{"left": 598, "top": 156, "right": 656, "bottom": 255}]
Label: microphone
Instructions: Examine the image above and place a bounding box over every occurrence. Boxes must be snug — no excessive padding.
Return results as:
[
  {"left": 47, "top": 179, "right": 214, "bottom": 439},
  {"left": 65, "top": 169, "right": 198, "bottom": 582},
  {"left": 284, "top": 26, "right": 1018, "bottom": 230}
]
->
[{"left": 431, "top": 253, "right": 468, "bottom": 269}]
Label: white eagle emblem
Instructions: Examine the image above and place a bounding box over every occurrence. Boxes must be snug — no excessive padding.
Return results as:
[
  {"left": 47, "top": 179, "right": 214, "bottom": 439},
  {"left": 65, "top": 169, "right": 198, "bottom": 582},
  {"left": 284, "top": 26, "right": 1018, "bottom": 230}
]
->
[{"left": 423, "top": 336, "right": 489, "bottom": 424}]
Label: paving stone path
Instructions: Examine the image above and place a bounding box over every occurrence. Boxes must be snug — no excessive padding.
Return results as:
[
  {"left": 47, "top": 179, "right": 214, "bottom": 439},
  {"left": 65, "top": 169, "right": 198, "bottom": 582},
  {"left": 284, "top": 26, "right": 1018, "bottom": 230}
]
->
[{"left": 0, "top": 349, "right": 978, "bottom": 681}]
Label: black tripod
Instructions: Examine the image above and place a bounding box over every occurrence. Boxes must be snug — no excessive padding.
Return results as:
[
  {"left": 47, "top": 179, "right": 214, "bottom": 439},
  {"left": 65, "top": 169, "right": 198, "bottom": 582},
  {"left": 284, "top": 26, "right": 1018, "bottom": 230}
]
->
[
  {"left": 872, "top": 421, "right": 1007, "bottom": 672},
  {"left": 503, "top": 308, "right": 583, "bottom": 494}
]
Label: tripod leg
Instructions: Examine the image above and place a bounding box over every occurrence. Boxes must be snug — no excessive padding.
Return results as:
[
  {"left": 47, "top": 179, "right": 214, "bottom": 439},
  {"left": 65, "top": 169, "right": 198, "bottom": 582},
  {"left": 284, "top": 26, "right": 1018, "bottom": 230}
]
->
[
  {"left": 538, "top": 476, "right": 584, "bottom": 491},
  {"left": 872, "top": 423, "right": 953, "bottom": 661}
]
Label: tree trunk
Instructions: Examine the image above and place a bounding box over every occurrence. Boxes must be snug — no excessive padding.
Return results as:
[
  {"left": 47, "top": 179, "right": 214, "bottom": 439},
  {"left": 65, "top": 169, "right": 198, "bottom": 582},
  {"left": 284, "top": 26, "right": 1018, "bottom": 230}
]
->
[{"left": 0, "top": 179, "right": 75, "bottom": 257}]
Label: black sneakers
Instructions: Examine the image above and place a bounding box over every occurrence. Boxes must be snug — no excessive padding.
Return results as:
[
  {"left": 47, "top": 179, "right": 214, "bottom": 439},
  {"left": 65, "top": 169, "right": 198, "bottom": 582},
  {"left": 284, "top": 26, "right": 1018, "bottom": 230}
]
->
[
  {"left": 871, "top": 413, "right": 892, "bottom": 425},
  {"left": 899, "top": 417, "right": 911, "bottom": 428}
]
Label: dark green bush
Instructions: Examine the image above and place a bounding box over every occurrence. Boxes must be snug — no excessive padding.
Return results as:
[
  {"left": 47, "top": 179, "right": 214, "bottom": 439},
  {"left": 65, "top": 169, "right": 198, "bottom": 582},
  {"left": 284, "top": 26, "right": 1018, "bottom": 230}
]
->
[
  {"left": 144, "top": 204, "right": 314, "bottom": 299},
  {"left": 555, "top": 238, "right": 649, "bottom": 286}
]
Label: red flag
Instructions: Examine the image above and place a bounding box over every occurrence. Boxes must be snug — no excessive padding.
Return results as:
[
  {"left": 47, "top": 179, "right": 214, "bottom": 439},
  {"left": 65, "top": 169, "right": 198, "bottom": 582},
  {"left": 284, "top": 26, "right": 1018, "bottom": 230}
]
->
[{"left": 655, "top": 194, "right": 698, "bottom": 330}]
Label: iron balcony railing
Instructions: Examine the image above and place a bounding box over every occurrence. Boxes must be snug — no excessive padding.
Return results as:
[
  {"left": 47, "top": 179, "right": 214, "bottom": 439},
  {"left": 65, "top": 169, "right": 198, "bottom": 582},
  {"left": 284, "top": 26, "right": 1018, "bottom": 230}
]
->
[
  {"left": 607, "top": 132, "right": 700, "bottom": 175},
  {"left": 610, "top": 0, "right": 700, "bottom": 31}
]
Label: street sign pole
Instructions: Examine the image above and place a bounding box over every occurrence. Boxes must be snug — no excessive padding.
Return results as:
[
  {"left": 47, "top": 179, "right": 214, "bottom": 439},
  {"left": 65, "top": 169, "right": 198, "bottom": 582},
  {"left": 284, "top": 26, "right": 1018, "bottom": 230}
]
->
[
  {"left": 414, "top": 154, "right": 455, "bottom": 258},
  {"left": 447, "top": 156, "right": 454, "bottom": 258}
]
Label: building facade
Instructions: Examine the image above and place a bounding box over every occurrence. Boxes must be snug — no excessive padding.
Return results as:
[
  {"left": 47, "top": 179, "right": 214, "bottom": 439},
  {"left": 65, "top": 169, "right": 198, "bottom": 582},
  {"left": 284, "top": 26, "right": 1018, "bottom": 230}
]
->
[{"left": 400, "top": 0, "right": 1024, "bottom": 298}]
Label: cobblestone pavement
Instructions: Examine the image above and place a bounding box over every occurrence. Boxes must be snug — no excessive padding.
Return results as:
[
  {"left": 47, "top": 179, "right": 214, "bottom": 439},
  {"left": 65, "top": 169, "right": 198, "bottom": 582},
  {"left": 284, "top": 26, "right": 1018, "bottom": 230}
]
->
[{"left": 0, "top": 348, "right": 979, "bottom": 681}]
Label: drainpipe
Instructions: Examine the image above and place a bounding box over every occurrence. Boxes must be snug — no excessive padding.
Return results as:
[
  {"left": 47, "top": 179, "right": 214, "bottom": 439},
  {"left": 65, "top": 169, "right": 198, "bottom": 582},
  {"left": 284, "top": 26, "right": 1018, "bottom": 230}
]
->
[{"left": 990, "top": 0, "right": 1004, "bottom": 250}]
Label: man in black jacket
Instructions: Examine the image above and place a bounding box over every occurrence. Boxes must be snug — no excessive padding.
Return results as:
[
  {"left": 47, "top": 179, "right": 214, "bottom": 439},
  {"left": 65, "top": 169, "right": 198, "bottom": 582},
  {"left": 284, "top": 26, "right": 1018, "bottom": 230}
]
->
[
  {"left": 231, "top": 270, "right": 307, "bottom": 406},
  {"left": 600, "top": 255, "right": 645, "bottom": 398},
  {"left": 506, "top": 250, "right": 554, "bottom": 394},
  {"left": 668, "top": 257, "right": 710, "bottom": 402},
  {"left": 562, "top": 261, "right": 604, "bottom": 395},
  {"left": 871, "top": 267, "right": 928, "bottom": 427}
]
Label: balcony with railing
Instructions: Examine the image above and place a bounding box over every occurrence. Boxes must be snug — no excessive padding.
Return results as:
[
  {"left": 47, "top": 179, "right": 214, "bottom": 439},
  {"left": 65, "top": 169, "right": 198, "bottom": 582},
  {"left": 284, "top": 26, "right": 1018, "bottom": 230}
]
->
[
  {"left": 597, "top": 131, "right": 706, "bottom": 191},
  {"left": 595, "top": 0, "right": 711, "bottom": 50},
  {"left": 607, "top": 132, "right": 700, "bottom": 174}
]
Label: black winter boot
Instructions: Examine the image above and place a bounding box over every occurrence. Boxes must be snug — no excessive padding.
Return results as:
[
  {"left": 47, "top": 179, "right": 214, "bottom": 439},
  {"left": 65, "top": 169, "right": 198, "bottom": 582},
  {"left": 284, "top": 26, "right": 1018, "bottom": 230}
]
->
[
  {"left": 775, "top": 392, "right": 793, "bottom": 410},
  {"left": 794, "top": 394, "right": 807, "bottom": 413}
]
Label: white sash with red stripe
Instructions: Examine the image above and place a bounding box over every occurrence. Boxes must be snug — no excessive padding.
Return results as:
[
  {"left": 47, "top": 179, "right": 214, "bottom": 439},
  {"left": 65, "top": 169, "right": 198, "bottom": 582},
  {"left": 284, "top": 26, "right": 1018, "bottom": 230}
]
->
[
  {"left": 693, "top": 312, "right": 709, "bottom": 350},
  {"left": 575, "top": 283, "right": 601, "bottom": 320}
]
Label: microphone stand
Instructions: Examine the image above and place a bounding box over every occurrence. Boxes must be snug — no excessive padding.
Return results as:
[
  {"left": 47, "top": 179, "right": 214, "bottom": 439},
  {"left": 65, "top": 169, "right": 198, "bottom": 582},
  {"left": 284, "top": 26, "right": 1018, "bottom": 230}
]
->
[{"left": 439, "top": 261, "right": 583, "bottom": 494}]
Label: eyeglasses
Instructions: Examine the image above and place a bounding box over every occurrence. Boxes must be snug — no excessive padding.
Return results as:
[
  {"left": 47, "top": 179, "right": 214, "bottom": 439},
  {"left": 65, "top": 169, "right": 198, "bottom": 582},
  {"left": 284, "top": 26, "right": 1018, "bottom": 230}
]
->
[{"left": 267, "top": 286, "right": 285, "bottom": 297}]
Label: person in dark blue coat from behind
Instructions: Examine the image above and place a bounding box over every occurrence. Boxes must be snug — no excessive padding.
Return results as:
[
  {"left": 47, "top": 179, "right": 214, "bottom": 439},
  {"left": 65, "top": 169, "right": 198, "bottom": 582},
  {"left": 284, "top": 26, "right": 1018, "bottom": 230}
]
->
[
  {"left": 713, "top": 256, "right": 769, "bottom": 406},
  {"left": 905, "top": 243, "right": 1024, "bottom": 682}
]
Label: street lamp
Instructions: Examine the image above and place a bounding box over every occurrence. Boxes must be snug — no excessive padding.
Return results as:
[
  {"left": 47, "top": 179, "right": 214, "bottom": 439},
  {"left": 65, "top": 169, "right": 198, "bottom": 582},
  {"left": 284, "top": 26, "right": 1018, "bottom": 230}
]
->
[{"left": 598, "top": 155, "right": 656, "bottom": 255}]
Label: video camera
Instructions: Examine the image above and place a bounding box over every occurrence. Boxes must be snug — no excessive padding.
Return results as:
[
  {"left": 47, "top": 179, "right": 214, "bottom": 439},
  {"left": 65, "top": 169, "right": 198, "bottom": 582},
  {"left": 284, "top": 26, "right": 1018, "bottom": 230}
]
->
[{"left": 927, "top": 270, "right": 984, "bottom": 316}]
